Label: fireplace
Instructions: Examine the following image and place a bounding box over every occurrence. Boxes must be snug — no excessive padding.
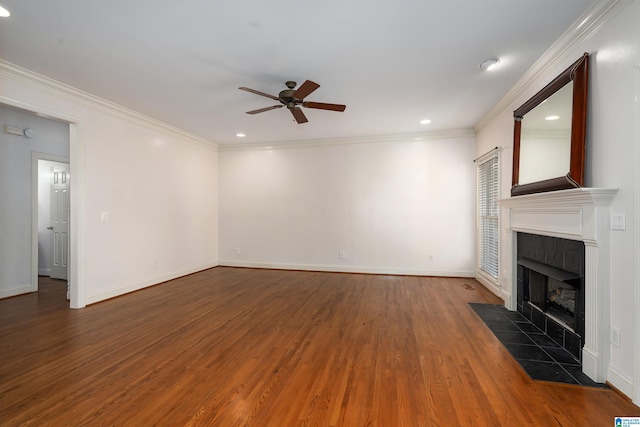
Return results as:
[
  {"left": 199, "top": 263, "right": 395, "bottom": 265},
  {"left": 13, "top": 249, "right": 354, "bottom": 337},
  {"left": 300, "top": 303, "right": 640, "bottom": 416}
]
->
[
  {"left": 499, "top": 188, "right": 617, "bottom": 382},
  {"left": 516, "top": 233, "right": 585, "bottom": 361}
]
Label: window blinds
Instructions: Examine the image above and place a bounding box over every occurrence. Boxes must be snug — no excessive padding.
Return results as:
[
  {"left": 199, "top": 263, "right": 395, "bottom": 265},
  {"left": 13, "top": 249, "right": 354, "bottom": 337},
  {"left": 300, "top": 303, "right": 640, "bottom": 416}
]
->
[{"left": 477, "top": 153, "right": 499, "bottom": 279}]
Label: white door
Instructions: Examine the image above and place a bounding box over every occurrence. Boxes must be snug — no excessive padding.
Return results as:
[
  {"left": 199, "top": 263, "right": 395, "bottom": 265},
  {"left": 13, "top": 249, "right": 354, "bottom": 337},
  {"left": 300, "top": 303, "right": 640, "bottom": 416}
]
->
[{"left": 50, "top": 165, "right": 70, "bottom": 280}]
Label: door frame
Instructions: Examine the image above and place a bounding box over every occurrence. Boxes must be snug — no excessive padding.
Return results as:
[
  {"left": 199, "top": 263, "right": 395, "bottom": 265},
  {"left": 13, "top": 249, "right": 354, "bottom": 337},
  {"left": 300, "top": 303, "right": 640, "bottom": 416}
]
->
[
  {"left": 633, "top": 62, "right": 640, "bottom": 405},
  {"left": 1, "top": 97, "right": 83, "bottom": 308},
  {"left": 32, "top": 153, "right": 70, "bottom": 291}
]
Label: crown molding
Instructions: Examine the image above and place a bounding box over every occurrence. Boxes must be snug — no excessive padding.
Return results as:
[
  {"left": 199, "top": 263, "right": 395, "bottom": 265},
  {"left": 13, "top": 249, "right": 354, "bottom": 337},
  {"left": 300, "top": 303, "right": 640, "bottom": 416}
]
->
[
  {"left": 474, "top": 0, "right": 633, "bottom": 132},
  {"left": 218, "top": 129, "right": 476, "bottom": 151},
  {"left": 0, "top": 60, "right": 218, "bottom": 149},
  {"left": 1, "top": 59, "right": 472, "bottom": 153}
]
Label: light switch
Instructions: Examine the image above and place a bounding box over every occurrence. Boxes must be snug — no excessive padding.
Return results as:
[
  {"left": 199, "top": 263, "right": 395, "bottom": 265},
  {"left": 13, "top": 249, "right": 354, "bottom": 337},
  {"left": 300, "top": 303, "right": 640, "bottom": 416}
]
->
[
  {"left": 101, "top": 211, "right": 109, "bottom": 222},
  {"left": 611, "top": 213, "right": 625, "bottom": 230}
]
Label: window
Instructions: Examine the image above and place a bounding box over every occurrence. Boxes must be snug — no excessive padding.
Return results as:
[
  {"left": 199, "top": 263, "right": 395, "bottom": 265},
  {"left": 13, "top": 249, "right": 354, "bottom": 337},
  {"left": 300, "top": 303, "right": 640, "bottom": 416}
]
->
[{"left": 477, "top": 150, "right": 499, "bottom": 281}]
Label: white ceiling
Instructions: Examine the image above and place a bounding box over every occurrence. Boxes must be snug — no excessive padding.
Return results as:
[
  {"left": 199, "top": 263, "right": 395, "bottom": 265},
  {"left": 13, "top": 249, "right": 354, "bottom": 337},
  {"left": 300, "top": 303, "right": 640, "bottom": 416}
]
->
[{"left": 0, "top": 0, "right": 596, "bottom": 145}]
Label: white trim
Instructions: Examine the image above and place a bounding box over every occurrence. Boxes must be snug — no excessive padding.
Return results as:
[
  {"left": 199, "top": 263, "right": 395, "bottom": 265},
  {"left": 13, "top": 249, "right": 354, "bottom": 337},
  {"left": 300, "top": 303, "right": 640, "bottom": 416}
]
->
[
  {"left": 2, "top": 61, "right": 219, "bottom": 309},
  {"left": 219, "top": 129, "right": 476, "bottom": 151},
  {"left": 3, "top": 59, "right": 468, "bottom": 152},
  {"left": 475, "top": 0, "right": 633, "bottom": 133},
  {"left": 476, "top": 149, "right": 501, "bottom": 293},
  {"left": 0, "top": 284, "right": 33, "bottom": 299},
  {"left": 474, "top": 146, "right": 500, "bottom": 164},
  {"left": 609, "top": 365, "right": 635, "bottom": 397},
  {"left": 4, "top": 105, "right": 80, "bottom": 307},
  {"left": 68, "top": 123, "right": 84, "bottom": 309},
  {"left": 0, "top": 97, "right": 79, "bottom": 125},
  {"left": 218, "top": 260, "right": 474, "bottom": 278},
  {"left": 475, "top": 271, "right": 501, "bottom": 297},
  {"left": 0, "top": 60, "right": 217, "bottom": 150},
  {"left": 84, "top": 263, "right": 219, "bottom": 306},
  {"left": 500, "top": 187, "right": 618, "bottom": 383},
  {"left": 632, "top": 62, "right": 640, "bottom": 405}
]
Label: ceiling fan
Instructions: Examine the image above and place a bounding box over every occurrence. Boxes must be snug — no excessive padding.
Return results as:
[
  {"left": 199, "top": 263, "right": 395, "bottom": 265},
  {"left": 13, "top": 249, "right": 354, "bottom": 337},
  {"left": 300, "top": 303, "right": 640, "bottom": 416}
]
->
[{"left": 238, "top": 80, "right": 346, "bottom": 124}]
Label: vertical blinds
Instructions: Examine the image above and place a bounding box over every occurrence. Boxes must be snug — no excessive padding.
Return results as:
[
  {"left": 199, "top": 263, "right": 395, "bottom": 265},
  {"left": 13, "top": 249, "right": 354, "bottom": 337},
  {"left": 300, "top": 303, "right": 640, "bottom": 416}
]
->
[{"left": 477, "top": 154, "right": 499, "bottom": 279}]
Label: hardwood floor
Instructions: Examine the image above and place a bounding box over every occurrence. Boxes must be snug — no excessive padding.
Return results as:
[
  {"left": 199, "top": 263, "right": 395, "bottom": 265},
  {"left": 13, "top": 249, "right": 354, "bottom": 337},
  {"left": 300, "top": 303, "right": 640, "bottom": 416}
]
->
[{"left": 1, "top": 268, "right": 638, "bottom": 426}]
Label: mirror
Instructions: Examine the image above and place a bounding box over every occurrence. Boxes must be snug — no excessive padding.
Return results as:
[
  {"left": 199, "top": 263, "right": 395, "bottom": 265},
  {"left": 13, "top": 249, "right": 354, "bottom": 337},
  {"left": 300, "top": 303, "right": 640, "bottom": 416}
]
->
[
  {"left": 511, "top": 53, "right": 589, "bottom": 196},
  {"left": 519, "top": 82, "right": 573, "bottom": 184}
]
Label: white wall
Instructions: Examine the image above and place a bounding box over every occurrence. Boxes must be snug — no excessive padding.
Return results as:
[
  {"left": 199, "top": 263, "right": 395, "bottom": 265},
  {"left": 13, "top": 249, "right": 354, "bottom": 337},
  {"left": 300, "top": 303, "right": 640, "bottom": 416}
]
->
[
  {"left": 0, "top": 105, "right": 69, "bottom": 298},
  {"left": 81, "top": 109, "right": 219, "bottom": 304},
  {"left": 476, "top": 0, "right": 640, "bottom": 398},
  {"left": 0, "top": 62, "right": 219, "bottom": 307},
  {"left": 219, "top": 135, "right": 476, "bottom": 276}
]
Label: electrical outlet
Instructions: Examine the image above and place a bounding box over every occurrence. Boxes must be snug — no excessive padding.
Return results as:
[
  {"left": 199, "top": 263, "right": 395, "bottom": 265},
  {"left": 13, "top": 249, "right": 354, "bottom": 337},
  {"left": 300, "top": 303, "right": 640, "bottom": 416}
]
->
[
  {"left": 235, "top": 248, "right": 240, "bottom": 255},
  {"left": 153, "top": 259, "right": 158, "bottom": 269},
  {"left": 428, "top": 254, "right": 434, "bottom": 262},
  {"left": 611, "top": 327, "right": 620, "bottom": 347},
  {"left": 339, "top": 251, "right": 345, "bottom": 259}
]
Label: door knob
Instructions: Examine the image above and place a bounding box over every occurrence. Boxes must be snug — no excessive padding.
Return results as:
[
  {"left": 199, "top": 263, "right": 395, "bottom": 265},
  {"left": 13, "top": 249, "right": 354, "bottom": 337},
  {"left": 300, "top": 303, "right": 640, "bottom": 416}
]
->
[{"left": 47, "top": 226, "right": 53, "bottom": 230}]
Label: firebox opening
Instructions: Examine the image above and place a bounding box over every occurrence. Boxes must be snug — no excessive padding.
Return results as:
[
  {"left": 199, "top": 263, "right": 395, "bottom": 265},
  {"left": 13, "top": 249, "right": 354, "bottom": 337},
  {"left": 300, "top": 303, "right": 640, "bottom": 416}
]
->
[
  {"left": 525, "top": 268, "right": 580, "bottom": 332},
  {"left": 516, "top": 233, "right": 586, "bottom": 362},
  {"left": 518, "top": 255, "right": 584, "bottom": 356},
  {"left": 520, "top": 257, "right": 583, "bottom": 332}
]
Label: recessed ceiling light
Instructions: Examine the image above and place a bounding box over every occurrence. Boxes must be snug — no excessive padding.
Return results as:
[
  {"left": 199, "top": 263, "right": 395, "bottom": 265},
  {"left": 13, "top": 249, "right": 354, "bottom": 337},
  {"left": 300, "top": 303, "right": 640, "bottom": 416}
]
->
[
  {"left": 545, "top": 115, "right": 560, "bottom": 121},
  {"left": 420, "top": 119, "right": 431, "bottom": 125},
  {"left": 0, "top": 5, "right": 10, "bottom": 17},
  {"left": 236, "top": 133, "right": 245, "bottom": 137},
  {"left": 479, "top": 58, "right": 501, "bottom": 71}
]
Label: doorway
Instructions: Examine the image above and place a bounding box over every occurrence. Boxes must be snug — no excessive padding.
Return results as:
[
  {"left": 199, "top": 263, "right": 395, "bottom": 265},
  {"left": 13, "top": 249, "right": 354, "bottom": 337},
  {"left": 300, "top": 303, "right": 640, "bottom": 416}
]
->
[
  {"left": 36, "top": 157, "right": 70, "bottom": 299},
  {"left": 0, "top": 100, "right": 79, "bottom": 307},
  {"left": 0, "top": 103, "right": 74, "bottom": 304}
]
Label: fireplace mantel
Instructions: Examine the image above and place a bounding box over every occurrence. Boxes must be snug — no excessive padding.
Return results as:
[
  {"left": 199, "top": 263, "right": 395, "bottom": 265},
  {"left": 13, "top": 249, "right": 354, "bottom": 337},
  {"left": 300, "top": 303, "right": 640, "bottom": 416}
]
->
[{"left": 499, "top": 187, "right": 618, "bottom": 382}]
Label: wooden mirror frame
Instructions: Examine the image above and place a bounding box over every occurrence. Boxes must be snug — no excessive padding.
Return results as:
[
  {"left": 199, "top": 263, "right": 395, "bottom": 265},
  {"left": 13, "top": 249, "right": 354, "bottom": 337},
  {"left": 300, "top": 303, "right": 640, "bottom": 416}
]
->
[{"left": 511, "top": 53, "right": 589, "bottom": 196}]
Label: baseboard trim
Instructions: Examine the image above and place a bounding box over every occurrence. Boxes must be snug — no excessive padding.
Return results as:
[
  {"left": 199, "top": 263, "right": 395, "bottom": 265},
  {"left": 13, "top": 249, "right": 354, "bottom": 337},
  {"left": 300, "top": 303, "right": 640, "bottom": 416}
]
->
[
  {"left": 0, "top": 283, "right": 35, "bottom": 299},
  {"left": 85, "top": 262, "right": 218, "bottom": 305},
  {"left": 217, "top": 260, "right": 474, "bottom": 278},
  {"left": 38, "top": 268, "right": 51, "bottom": 276},
  {"left": 475, "top": 273, "right": 501, "bottom": 297},
  {"left": 500, "top": 289, "right": 512, "bottom": 307},
  {"left": 607, "top": 365, "right": 634, "bottom": 398}
]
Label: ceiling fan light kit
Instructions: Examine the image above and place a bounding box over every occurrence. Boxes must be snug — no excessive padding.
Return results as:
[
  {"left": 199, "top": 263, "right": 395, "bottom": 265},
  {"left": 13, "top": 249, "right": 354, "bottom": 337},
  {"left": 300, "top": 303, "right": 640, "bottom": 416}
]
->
[{"left": 239, "top": 80, "right": 346, "bottom": 124}]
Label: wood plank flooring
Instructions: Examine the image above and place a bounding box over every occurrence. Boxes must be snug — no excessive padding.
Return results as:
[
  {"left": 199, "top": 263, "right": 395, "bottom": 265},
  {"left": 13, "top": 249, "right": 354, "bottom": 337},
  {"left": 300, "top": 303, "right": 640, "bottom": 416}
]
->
[{"left": 1, "top": 268, "right": 638, "bottom": 426}]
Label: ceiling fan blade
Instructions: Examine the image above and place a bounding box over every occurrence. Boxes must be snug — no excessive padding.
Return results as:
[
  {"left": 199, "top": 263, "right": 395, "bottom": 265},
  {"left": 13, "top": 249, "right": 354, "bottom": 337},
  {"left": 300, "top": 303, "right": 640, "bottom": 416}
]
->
[
  {"left": 292, "top": 80, "right": 320, "bottom": 100},
  {"left": 290, "top": 108, "right": 308, "bottom": 124},
  {"left": 238, "top": 87, "right": 280, "bottom": 101},
  {"left": 302, "top": 101, "right": 346, "bottom": 112},
  {"left": 246, "top": 105, "right": 283, "bottom": 115}
]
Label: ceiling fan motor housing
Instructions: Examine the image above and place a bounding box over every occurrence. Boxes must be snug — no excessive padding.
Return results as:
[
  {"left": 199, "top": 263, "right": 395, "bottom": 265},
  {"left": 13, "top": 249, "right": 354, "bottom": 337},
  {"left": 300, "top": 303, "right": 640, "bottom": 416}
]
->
[
  {"left": 279, "top": 89, "right": 299, "bottom": 108},
  {"left": 280, "top": 81, "right": 300, "bottom": 108}
]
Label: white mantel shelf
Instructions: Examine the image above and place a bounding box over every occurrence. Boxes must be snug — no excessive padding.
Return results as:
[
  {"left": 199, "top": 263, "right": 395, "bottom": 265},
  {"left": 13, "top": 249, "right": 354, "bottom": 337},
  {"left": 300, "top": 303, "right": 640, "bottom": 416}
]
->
[
  {"left": 499, "top": 187, "right": 619, "bottom": 383},
  {"left": 500, "top": 187, "right": 618, "bottom": 207}
]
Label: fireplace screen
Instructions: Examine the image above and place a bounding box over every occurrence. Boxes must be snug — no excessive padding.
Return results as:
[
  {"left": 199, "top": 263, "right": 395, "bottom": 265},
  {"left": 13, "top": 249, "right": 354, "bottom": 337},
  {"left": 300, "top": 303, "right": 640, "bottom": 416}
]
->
[{"left": 519, "top": 257, "right": 582, "bottom": 333}]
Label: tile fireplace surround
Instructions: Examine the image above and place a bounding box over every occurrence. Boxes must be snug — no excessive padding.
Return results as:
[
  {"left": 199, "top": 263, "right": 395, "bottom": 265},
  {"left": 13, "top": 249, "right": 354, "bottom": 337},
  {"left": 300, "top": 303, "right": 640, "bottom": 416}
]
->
[{"left": 499, "top": 187, "right": 618, "bottom": 383}]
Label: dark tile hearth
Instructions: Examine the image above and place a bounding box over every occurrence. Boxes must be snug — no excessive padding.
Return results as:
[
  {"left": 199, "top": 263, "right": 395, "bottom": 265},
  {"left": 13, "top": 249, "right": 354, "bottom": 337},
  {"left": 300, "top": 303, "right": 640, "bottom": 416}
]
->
[{"left": 470, "top": 303, "right": 607, "bottom": 388}]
